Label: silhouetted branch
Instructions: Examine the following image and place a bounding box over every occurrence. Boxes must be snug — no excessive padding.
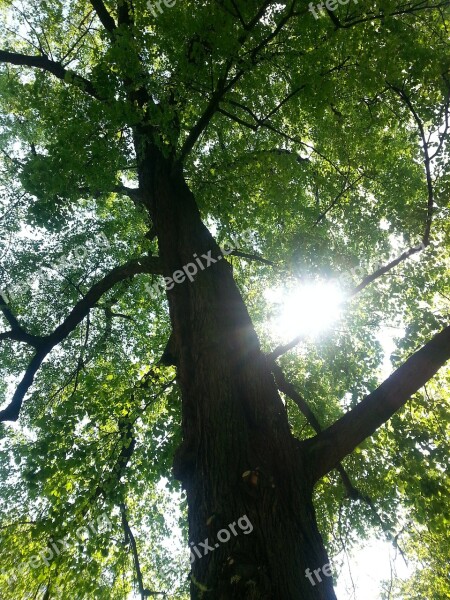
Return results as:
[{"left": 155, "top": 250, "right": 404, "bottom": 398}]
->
[
  {"left": 0, "top": 293, "right": 42, "bottom": 347},
  {"left": 120, "top": 502, "right": 167, "bottom": 599},
  {"left": 307, "top": 324, "right": 450, "bottom": 482},
  {"left": 271, "top": 360, "right": 370, "bottom": 501},
  {"left": 230, "top": 250, "right": 275, "bottom": 266},
  {"left": 0, "top": 49, "right": 100, "bottom": 99},
  {"left": 89, "top": 0, "right": 117, "bottom": 34},
  {"left": 0, "top": 256, "right": 162, "bottom": 422}
]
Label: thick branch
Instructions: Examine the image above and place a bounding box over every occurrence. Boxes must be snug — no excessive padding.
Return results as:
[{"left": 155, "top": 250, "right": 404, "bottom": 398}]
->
[
  {"left": 271, "top": 361, "right": 322, "bottom": 432},
  {"left": 0, "top": 49, "right": 100, "bottom": 99},
  {"left": 0, "top": 256, "right": 162, "bottom": 423},
  {"left": 46, "top": 256, "right": 162, "bottom": 345},
  {"left": 0, "top": 349, "right": 49, "bottom": 422},
  {"left": 0, "top": 293, "right": 42, "bottom": 347},
  {"left": 117, "top": 0, "right": 133, "bottom": 27},
  {"left": 113, "top": 184, "right": 142, "bottom": 204},
  {"left": 267, "top": 336, "right": 302, "bottom": 361},
  {"left": 77, "top": 184, "right": 142, "bottom": 205},
  {"left": 0, "top": 292, "right": 22, "bottom": 330},
  {"left": 307, "top": 324, "right": 450, "bottom": 482},
  {"left": 89, "top": 0, "right": 117, "bottom": 33}
]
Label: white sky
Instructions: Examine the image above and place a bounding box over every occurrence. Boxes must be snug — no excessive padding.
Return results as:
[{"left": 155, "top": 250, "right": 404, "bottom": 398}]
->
[
  {"left": 267, "top": 281, "right": 412, "bottom": 599},
  {"left": 334, "top": 539, "right": 412, "bottom": 599}
]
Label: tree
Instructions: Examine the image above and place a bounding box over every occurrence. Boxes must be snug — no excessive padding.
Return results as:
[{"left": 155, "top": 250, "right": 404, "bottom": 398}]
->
[{"left": 0, "top": 1, "right": 449, "bottom": 598}]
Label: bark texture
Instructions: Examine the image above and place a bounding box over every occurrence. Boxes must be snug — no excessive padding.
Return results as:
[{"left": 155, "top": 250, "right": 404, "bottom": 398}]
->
[{"left": 137, "top": 142, "right": 337, "bottom": 599}]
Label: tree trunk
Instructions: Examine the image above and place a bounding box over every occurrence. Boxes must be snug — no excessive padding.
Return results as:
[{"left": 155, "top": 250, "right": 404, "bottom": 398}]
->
[{"left": 137, "top": 142, "right": 337, "bottom": 599}]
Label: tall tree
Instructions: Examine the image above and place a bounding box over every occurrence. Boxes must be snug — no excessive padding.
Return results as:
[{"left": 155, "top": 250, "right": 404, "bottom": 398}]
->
[{"left": 0, "top": 1, "right": 449, "bottom": 599}]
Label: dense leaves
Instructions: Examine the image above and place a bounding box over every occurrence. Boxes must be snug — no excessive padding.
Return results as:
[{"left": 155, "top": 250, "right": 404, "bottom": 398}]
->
[{"left": 0, "top": 1, "right": 449, "bottom": 598}]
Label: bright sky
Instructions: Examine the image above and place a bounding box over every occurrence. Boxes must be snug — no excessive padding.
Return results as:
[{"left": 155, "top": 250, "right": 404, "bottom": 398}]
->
[
  {"left": 267, "top": 281, "right": 411, "bottom": 599},
  {"left": 265, "top": 281, "right": 344, "bottom": 339},
  {"left": 334, "top": 539, "right": 412, "bottom": 599},
  {"left": 266, "top": 282, "right": 411, "bottom": 600}
]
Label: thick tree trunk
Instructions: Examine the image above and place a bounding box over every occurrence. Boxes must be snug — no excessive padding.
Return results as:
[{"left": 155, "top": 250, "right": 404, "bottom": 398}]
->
[{"left": 137, "top": 142, "right": 337, "bottom": 599}]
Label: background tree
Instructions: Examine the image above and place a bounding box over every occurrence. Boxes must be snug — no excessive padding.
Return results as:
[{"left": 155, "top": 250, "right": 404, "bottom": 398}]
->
[{"left": 0, "top": 1, "right": 449, "bottom": 598}]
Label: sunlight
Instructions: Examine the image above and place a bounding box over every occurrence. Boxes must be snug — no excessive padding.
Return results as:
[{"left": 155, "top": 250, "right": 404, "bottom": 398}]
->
[
  {"left": 267, "top": 282, "right": 344, "bottom": 339},
  {"left": 334, "top": 539, "right": 413, "bottom": 599}
]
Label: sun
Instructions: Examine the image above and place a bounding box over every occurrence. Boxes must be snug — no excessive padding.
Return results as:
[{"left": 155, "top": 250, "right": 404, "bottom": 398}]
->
[{"left": 266, "top": 281, "right": 344, "bottom": 339}]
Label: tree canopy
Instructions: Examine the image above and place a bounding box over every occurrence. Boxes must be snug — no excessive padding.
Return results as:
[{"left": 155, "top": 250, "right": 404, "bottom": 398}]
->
[{"left": 0, "top": 1, "right": 449, "bottom": 598}]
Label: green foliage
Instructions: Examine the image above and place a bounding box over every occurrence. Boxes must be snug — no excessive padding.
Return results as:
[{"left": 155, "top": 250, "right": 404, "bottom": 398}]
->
[{"left": 0, "top": 1, "right": 449, "bottom": 598}]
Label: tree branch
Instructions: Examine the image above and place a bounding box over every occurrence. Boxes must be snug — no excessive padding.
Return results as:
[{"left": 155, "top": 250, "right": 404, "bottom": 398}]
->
[
  {"left": 113, "top": 184, "right": 143, "bottom": 205},
  {"left": 0, "top": 293, "right": 42, "bottom": 347},
  {"left": 89, "top": 0, "right": 117, "bottom": 34},
  {"left": 269, "top": 79, "right": 443, "bottom": 359},
  {"left": 315, "top": 173, "right": 364, "bottom": 225},
  {"left": 78, "top": 183, "right": 142, "bottom": 205},
  {"left": 0, "top": 292, "right": 22, "bottom": 330},
  {"left": 271, "top": 360, "right": 368, "bottom": 501},
  {"left": 267, "top": 241, "right": 427, "bottom": 359},
  {"left": 0, "top": 49, "right": 100, "bottom": 99},
  {"left": 267, "top": 335, "right": 303, "bottom": 361},
  {"left": 338, "top": 1, "right": 450, "bottom": 30},
  {"left": 0, "top": 349, "right": 50, "bottom": 422},
  {"left": 229, "top": 250, "right": 275, "bottom": 266},
  {"left": 306, "top": 324, "right": 450, "bottom": 483},
  {"left": 0, "top": 256, "right": 162, "bottom": 422},
  {"left": 217, "top": 84, "right": 306, "bottom": 135},
  {"left": 386, "top": 82, "right": 435, "bottom": 244},
  {"left": 178, "top": 64, "right": 236, "bottom": 162},
  {"left": 346, "top": 81, "right": 442, "bottom": 297},
  {"left": 349, "top": 242, "right": 426, "bottom": 297},
  {"left": 120, "top": 502, "right": 145, "bottom": 600},
  {"left": 177, "top": 2, "right": 298, "bottom": 162},
  {"left": 120, "top": 503, "right": 167, "bottom": 598}
]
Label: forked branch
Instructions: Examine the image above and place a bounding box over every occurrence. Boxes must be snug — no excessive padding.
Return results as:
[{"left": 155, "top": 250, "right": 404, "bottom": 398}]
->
[
  {"left": 271, "top": 360, "right": 369, "bottom": 501},
  {"left": 0, "top": 256, "right": 162, "bottom": 422}
]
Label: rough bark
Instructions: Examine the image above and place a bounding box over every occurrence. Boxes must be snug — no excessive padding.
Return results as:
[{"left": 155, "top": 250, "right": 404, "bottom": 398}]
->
[{"left": 136, "top": 141, "right": 337, "bottom": 599}]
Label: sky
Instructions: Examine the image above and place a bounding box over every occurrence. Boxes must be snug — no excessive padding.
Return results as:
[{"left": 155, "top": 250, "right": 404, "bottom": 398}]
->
[
  {"left": 266, "top": 280, "right": 411, "bottom": 600},
  {"left": 138, "top": 280, "right": 413, "bottom": 600},
  {"left": 334, "top": 539, "right": 412, "bottom": 599}
]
